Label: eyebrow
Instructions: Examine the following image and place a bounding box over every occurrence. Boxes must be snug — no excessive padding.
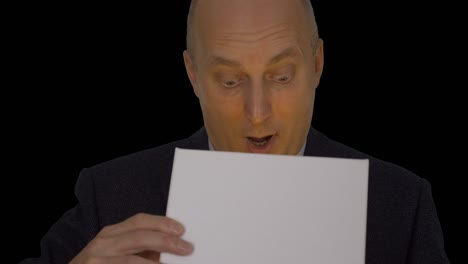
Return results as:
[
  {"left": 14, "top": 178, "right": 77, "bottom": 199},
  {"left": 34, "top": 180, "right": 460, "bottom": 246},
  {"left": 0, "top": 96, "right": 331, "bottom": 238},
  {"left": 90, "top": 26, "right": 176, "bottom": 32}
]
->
[
  {"left": 268, "top": 47, "right": 300, "bottom": 65},
  {"left": 209, "top": 55, "right": 242, "bottom": 67},
  {"left": 208, "top": 46, "right": 300, "bottom": 68}
]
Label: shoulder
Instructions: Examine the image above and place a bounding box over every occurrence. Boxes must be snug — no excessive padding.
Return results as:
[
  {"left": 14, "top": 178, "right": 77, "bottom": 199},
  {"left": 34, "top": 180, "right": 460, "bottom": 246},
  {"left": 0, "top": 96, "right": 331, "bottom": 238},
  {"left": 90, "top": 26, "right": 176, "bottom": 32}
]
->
[
  {"left": 74, "top": 127, "right": 208, "bottom": 222},
  {"left": 308, "top": 128, "right": 434, "bottom": 255},
  {"left": 308, "top": 127, "right": 424, "bottom": 196},
  {"left": 72, "top": 127, "right": 209, "bottom": 224},
  {"left": 82, "top": 127, "right": 208, "bottom": 181}
]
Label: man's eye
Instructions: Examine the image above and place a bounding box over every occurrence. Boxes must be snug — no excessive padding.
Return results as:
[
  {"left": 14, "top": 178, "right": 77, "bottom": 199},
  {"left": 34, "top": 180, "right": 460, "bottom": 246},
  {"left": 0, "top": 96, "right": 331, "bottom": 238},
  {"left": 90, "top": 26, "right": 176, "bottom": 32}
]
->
[
  {"left": 223, "top": 80, "right": 240, "bottom": 88},
  {"left": 274, "top": 74, "right": 292, "bottom": 83}
]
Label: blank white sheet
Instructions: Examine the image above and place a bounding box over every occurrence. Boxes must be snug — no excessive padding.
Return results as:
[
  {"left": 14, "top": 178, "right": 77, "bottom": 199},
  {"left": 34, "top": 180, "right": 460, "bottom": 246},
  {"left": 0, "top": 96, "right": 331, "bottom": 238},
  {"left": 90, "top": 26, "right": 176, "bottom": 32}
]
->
[{"left": 161, "top": 148, "right": 369, "bottom": 264}]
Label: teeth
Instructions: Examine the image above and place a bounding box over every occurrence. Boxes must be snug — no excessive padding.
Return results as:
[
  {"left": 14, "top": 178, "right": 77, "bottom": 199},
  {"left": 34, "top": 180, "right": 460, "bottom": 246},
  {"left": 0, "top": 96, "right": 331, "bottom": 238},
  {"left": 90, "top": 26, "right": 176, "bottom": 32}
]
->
[
  {"left": 248, "top": 135, "right": 273, "bottom": 147},
  {"left": 252, "top": 140, "right": 268, "bottom": 146}
]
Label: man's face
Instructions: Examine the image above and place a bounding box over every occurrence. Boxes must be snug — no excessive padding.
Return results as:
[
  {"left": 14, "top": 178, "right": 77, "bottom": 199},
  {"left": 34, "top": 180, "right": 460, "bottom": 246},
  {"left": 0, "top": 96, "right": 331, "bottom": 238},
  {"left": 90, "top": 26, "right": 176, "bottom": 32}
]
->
[{"left": 184, "top": 0, "right": 324, "bottom": 155}]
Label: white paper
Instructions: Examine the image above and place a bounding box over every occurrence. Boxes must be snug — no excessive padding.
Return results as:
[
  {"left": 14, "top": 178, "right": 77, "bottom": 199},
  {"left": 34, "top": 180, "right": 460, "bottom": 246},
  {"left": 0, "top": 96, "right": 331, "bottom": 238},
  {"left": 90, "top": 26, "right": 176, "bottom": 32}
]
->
[{"left": 161, "top": 148, "right": 369, "bottom": 264}]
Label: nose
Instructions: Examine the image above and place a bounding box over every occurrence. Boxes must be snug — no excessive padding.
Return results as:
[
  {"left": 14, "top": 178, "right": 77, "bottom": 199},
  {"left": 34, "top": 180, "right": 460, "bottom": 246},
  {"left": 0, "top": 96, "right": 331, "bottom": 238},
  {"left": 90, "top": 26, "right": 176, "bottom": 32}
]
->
[{"left": 244, "top": 79, "right": 272, "bottom": 124}]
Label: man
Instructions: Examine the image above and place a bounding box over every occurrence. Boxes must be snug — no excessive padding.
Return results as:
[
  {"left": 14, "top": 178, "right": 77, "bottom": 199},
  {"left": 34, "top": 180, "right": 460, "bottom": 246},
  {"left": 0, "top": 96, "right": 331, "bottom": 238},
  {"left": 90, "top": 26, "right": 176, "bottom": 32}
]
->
[{"left": 21, "top": 0, "right": 449, "bottom": 263}]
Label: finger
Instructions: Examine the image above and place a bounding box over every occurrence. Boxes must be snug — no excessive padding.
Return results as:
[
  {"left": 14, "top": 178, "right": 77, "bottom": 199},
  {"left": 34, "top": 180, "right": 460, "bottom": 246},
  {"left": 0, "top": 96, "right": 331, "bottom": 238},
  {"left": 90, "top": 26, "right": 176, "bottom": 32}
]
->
[
  {"left": 100, "top": 213, "right": 185, "bottom": 237},
  {"left": 98, "top": 230, "right": 193, "bottom": 257},
  {"left": 99, "top": 255, "right": 157, "bottom": 264},
  {"left": 136, "top": 250, "right": 160, "bottom": 262}
]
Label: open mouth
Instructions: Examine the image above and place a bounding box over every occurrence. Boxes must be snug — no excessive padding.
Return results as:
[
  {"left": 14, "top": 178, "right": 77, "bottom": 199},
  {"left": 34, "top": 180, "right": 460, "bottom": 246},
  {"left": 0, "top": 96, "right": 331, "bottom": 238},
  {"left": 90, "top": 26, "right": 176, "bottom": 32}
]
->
[
  {"left": 247, "top": 135, "right": 273, "bottom": 146},
  {"left": 246, "top": 134, "right": 275, "bottom": 153}
]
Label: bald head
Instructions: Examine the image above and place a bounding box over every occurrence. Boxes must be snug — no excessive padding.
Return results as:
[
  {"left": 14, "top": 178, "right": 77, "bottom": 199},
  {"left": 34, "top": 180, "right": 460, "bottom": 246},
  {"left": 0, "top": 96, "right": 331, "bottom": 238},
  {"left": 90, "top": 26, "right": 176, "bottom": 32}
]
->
[
  {"left": 186, "top": 0, "right": 319, "bottom": 61},
  {"left": 182, "top": 0, "right": 325, "bottom": 155}
]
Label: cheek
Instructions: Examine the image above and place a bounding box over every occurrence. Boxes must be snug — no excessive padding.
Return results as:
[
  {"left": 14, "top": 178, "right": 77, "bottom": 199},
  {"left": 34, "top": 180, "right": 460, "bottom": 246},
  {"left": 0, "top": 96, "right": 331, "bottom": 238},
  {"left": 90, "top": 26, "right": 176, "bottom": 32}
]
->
[
  {"left": 198, "top": 83, "right": 244, "bottom": 125},
  {"left": 274, "top": 81, "right": 315, "bottom": 118}
]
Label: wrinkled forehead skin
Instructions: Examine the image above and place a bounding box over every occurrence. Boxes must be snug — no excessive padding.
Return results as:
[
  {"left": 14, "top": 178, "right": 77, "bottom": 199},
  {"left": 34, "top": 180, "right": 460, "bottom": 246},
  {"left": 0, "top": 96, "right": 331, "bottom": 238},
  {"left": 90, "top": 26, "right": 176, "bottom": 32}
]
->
[{"left": 188, "top": 0, "right": 318, "bottom": 63}]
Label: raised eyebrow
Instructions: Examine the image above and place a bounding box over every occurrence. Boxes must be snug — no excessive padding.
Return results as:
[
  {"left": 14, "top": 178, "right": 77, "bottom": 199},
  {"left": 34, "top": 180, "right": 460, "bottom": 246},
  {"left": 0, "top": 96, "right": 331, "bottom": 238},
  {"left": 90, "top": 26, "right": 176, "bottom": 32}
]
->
[
  {"left": 208, "top": 55, "right": 242, "bottom": 67},
  {"left": 268, "top": 47, "right": 301, "bottom": 65},
  {"left": 208, "top": 47, "right": 300, "bottom": 67}
]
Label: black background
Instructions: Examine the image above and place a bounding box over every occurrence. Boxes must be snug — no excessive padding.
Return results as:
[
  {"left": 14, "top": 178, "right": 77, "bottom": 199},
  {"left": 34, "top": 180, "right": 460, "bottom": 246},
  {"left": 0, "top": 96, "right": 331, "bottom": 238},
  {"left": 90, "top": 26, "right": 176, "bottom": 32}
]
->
[{"left": 9, "top": 0, "right": 460, "bottom": 262}]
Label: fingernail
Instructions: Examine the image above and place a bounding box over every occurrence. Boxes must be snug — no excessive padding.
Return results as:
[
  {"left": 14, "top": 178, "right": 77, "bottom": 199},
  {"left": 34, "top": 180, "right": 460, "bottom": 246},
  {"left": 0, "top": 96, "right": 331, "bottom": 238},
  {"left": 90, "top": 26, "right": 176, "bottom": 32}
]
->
[
  {"left": 170, "top": 222, "right": 184, "bottom": 234},
  {"left": 177, "top": 240, "right": 193, "bottom": 252}
]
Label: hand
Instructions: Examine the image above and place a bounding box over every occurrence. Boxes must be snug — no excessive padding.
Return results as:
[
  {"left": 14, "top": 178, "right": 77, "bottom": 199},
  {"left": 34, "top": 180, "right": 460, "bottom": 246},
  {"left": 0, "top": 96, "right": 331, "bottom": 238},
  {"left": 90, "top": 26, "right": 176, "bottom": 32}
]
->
[{"left": 70, "top": 213, "right": 193, "bottom": 263}]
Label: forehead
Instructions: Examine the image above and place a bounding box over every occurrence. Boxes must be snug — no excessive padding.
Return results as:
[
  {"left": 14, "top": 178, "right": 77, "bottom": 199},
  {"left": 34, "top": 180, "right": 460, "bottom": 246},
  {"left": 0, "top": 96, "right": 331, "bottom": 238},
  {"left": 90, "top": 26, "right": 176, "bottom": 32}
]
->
[
  {"left": 194, "top": 1, "right": 309, "bottom": 66},
  {"left": 201, "top": 1, "right": 305, "bottom": 31},
  {"left": 207, "top": 43, "right": 304, "bottom": 72},
  {"left": 195, "top": 0, "right": 305, "bottom": 25}
]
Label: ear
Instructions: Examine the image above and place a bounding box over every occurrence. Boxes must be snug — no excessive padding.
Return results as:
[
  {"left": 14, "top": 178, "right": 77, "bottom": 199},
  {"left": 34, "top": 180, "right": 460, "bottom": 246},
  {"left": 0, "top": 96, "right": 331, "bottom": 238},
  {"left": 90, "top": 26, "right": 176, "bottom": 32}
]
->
[
  {"left": 313, "top": 38, "right": 324, "bottom": 88},
  {"left": 183, "top": 50, "right": 200, "bottom": 98}
]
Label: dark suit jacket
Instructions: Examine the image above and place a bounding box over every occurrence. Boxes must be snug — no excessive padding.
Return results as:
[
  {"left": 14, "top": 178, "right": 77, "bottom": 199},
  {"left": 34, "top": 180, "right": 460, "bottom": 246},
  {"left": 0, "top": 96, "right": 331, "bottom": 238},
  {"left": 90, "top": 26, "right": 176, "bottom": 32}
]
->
[{"left": 21, "top": 127, "right": 449, "bottom": 263}]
